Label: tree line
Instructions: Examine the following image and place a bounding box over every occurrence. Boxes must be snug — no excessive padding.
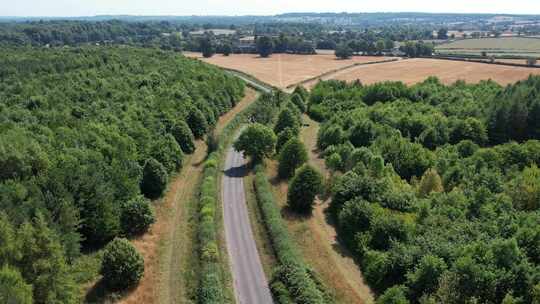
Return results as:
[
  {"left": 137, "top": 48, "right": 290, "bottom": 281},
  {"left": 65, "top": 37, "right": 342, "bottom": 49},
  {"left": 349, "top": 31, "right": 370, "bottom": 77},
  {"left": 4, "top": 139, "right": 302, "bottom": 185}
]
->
[{"left": 307, "top": 76, "right": 540, "bottom": 303}]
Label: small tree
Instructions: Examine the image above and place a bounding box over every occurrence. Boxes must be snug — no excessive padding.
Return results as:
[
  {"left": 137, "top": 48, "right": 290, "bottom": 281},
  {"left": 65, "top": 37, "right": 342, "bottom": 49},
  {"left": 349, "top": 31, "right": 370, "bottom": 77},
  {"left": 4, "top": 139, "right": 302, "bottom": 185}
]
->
[
  {"left": 222, "top": 43, "right": 232, "bottom": 56},
  {"left": 121, "top": 196, "right": 155, "bottom": 236},
  {"left": 292, "top": 86, "right": 309, "bottom": 102},
  {"left": 290, "top": 93, "right": 306, "bottom": 113},
  {"left": 274, "top": 108, "right": 300, "bottom": 135},
  {"left": 376, "top": 285, "right": 410, "bottom": 304},
  {"left": 527, "top": 57, "right": 538, "bottom": 67},
  {"left": 287, "top": 165, "right": 323, "bottom": 214},
  {"left": 171, "top": 121, "right": 196, "bottom": 154},
  {"left": 234, "top": 124, "right": 276, "bottom": 163},
  {"left": 278, "top": 138, "right": 308, "bottom": 179},
  {"left": 200, "top": 37, "right": 215, "bottom": 58},
  {"left": 257, "top": 36, "right": 274, "bottom": 58},
  {"left": 140, "top": 158, "right": 169, "bottom": 199},
  {"left": 335, "top": 43, "right": 353, "bottom": 59},
  {"left": 276, "top": 128, "right": 297, "bottom": 152},
  {"left": 0, "top": 265, "right": 33, "bottom": 304},
  {"left": 418, "top": 168, "right": 444, "bottom": 197},
  {"left": 187, "top": 108, "right": 209, "bottom": 139},
  {"left": 101, "top": 238, "right": 144, "bottom": 291}
]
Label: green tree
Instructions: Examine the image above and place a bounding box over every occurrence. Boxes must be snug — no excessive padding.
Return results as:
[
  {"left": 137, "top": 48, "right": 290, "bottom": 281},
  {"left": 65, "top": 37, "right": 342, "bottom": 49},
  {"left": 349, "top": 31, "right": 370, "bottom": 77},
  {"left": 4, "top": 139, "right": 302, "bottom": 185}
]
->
[
  {"left": 437, "top": 28, "right": 449, "bottom": 40},
  {"left": 349, "top": 120, "right": 377, "bottom": 148},
  {"left": 171, "top": 121, "right": 196, "bottom": 154},
  {"left": 121, "top": 196, "right": 155, "bottom": 236},
  {"left": 406, "top": 255, "right": 447, "bottom": 300},
  {"left": 140, "top": 158, "right": 169, "bottom": 199},
  {"left": 290, "top": 93, "right": 306, "bottom": 113},
  {"left": 278, "top": 138, "right": 308, "bottom": 179},
  {"left": 200, "top": 37, "right": 215, "bottom": 58},
  {"left": 100, "top": 238, "right": 144, "bottom": 291},
  {"left": 234, "top": 124, "right": 276, "bottom": 163},
  {"left": 0, "top": 265, "right": 33, "bottom": 304},
  {"left": 274, "top": 108, "right": 301, "bottom": 135},
  {"left": 377, "top": 285, "right": 410, "bottom": 304},
  {"left": 257, "top": 36, "right": 274, "bottom": 58},
  {"left": 418, "top": 169, "right": 444, "bottom": 197},
  {"left": 151, "top": 133, "right": 183, "bottom": 172},
  {"left": 187, "top": 108, "right": 209, "bottom": 139},
  {"left": 276, "top": 128, "right": 297, "bottom": 153},
  {"left": 287, "top": 165, "right": 323, "bottom": 214},
  {"left": 335, "top": 43, "right": 353, "bottom": 59},
  {"left": 18, "top": 214, "right": 78, "bottom": 303},
  {"left": 222, "top": 43, "right": 232, "bottom": 56},
  {"left": 507, "top": 165, "right": 540, "bottom": 211}
]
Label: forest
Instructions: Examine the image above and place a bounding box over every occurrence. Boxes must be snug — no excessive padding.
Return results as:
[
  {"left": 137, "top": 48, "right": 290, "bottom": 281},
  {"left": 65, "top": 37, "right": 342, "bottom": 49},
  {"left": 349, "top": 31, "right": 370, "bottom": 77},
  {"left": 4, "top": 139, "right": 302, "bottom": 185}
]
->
[
  {"left": 0, "top": 46, "right": 244, "bottom": 302},
  {"left": 309, "top": 77, "right": 540, "bottom": 303}
]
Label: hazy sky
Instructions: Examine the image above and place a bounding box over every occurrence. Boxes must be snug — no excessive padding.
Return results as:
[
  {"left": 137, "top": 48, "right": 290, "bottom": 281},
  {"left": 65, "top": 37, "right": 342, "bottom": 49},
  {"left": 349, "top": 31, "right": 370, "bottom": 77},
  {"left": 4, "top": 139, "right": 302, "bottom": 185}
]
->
[{"left": 3, "top": 0, "right": 540, "bottom": 17}]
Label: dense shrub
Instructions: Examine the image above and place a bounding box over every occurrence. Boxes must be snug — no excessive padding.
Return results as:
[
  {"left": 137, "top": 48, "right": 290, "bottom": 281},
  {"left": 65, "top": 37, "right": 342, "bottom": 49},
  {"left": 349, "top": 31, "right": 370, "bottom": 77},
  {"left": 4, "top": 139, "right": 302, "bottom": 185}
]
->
[
  {"left": 101, "top": 238, "right": 144, "bottom": 291},
  {"left": 188, "top": 108, "right": 210, "bottom": 139},
  {"left": 291, "top": 93, "right": 307, "bottom": 113},
  {"left": 0, "top": 265, "right": 33, "bottom": 304},
  {"left": 287, "top": 165, "right": 323, "bottom": 214},
  {"left": 275, "top": 108, "right": 301, "bottom": 135},
  {"left": 278, "top": 138, "right": 308, "bottom": 179},
  {"left": 140, "top": 158, "right": 169, "bottom": 199},
  {"left": 121, "top": 196, "right": 156, "bottom": 236},
  {"left": 171, "top": 121, "right": 196, "bottom": 154},
  {"left": 276, "top": 128, "right": 298, "bottom": 152}
]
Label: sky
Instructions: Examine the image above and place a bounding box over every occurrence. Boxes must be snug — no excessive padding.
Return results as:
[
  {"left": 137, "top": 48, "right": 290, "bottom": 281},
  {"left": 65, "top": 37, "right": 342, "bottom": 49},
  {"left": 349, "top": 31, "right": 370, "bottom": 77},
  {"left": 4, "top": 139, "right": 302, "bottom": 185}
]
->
[{"left": 2, "top": 0, "right": 540, "bottom": 17}]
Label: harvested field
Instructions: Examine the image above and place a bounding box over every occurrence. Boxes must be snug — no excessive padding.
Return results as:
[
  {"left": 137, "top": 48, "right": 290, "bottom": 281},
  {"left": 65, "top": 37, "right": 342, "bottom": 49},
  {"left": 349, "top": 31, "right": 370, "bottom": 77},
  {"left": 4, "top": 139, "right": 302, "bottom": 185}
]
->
[
  {"left": 436, "top": 37, "right": 540, "bottom": 57},
  {"left": 184, "top": 52, "right": 395, "bottom": 89},
  {"left": 305, "top": 58, "right": 540, "bottom": 88}
]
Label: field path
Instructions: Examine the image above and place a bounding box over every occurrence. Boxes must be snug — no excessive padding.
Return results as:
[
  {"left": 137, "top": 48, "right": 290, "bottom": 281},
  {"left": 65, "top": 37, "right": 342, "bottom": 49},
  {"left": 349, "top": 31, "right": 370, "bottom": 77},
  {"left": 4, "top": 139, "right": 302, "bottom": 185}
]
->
[{"left": 222, "top": 147, "right": 274, "bottom": 304}]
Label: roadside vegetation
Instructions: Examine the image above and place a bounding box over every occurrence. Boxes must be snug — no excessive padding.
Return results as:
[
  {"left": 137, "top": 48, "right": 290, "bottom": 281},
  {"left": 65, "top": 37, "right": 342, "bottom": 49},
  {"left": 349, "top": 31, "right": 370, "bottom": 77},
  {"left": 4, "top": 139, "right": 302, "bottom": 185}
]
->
[
  {"left": 308, "top": 76, "right": 540, "bottom": 303},
  {"left": 0, "top": 46, "right": 244, "bottom": 301}
]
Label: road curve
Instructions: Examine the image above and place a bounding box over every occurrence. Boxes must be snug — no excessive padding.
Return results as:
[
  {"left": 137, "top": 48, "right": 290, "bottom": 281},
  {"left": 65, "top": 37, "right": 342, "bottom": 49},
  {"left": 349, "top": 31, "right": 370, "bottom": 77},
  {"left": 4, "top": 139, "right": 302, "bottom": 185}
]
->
[{"left": 222, "top": 146, "right": 274, "bottom": 304}]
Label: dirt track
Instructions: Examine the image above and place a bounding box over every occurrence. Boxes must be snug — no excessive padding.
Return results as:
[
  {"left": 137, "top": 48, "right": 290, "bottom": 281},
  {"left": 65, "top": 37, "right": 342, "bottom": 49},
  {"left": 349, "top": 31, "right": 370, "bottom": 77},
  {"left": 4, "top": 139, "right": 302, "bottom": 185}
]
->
[{"left": 222, "top": 147, "right": 274, "bottom": 304}]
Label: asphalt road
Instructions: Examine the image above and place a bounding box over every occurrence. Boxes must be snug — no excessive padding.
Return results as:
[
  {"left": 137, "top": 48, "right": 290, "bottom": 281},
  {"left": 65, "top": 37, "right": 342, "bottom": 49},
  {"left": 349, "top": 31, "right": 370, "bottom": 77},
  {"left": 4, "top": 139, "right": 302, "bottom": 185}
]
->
[{"left": 222, "top": 146, "right": 274, "bottom": 304}]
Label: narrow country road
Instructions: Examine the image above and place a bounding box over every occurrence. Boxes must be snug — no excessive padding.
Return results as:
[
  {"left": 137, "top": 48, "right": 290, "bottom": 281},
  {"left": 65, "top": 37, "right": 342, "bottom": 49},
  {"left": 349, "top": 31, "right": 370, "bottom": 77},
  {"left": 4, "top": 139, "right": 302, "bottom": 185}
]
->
[{"left": 222, "top": 146, "right": 274, "bottom": 304}]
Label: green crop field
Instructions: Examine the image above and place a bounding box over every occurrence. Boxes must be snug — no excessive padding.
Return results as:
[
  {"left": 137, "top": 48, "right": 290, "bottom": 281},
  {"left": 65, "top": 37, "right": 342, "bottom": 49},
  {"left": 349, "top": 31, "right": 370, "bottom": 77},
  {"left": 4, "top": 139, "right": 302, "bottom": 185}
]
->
[{"left": 436, "top": 37, "right": 540, "bottom": 57}]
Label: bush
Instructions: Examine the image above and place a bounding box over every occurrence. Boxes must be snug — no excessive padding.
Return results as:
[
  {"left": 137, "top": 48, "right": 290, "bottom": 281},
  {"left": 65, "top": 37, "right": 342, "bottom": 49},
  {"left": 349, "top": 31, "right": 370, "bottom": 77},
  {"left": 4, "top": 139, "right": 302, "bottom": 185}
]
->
[
  {"left": 275, "top": 108, "right": 301, "bottom": 135},
  {"left": 276, "top": 128, "right": 297, "bottom": 153},
  {"left": 291, "top": 93, "right": 306, "bottom": 113},
  {"left": 287, "top": 165, "right": 323, "bottom": 214},
  {"left": 0, "top": 265, "right": 33, "bottom": 304},
  {"left": 278, "top": 138, "right": 308, "bottom": 179},
  {"left": 376, "top": 285, "right": 410, "bottom": 304},
  {"left": 171, "top": 121, "right": 196, "bottom": 154},
  {"left": 140, "top": 158, "right": 169, "bottom": 199},
  {"left": 121, "top": 196, "right": 155, "bottom": 236},
  {"left": 335, "top": 43, "right": 353, "bottom": 59},
  {"left": 187, "top": 108, "right": 209, "bottom": 139},
  {"left": 100, "top": 238, "right": 144, "bottom": 291}
]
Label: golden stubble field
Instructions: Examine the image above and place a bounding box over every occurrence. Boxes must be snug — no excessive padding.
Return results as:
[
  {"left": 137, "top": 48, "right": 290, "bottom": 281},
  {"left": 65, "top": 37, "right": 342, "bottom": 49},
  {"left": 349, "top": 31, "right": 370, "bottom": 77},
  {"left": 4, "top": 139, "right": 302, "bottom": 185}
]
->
[
  {"left": 184, "top": 52, "right": 393, "bottom": 89},
  {"left": 304, "top": 58, "right": 540, "bottom": 88}
]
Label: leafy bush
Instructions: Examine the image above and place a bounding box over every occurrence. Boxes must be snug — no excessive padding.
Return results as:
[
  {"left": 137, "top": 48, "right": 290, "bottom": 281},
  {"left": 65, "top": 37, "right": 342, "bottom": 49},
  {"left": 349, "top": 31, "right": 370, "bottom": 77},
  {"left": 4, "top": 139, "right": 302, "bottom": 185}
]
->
[
  {"left": 171, "top": 121, "right": 196, "bottom": 154},
  {"left": 275, "top": 108, "right": 301, "bottom": 135},
  {"left": 188, "top": 108, "right": 209, "bottom": 139},
  {"left": 140, "top": 158, "right": 169, "bottom": 199},
  {"left": 121, "top": 196, "right": 156, "bottom": 236},
  {"left": 278, "top": 138, "right": 308, "bottom": 179},
  {"left": 276, "top": 128, "right": 298, "bottom": 152},
  {"left": 0, "top": 265, "right": 33, "bottom": 304},
  {"left": 287, "top": 165, "right": 323, "bottom": 214},
  {"left": 100, "top": 238, "right": 144, "bottom": 291}
]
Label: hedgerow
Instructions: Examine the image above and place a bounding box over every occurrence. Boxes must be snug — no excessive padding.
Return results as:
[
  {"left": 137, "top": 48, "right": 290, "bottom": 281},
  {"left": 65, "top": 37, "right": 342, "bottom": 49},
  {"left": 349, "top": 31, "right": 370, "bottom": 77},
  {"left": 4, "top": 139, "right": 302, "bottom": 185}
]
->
[{"left": 253, "top": 165, "right": 332, "bottom": 304}]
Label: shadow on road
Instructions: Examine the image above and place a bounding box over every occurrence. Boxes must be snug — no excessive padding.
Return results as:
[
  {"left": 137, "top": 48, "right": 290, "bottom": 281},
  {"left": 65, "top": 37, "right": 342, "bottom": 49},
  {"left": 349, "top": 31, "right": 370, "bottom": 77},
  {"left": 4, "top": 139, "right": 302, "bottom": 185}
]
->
[{"left": 224, "top": 164, "right": 248, "bottom": 178}]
